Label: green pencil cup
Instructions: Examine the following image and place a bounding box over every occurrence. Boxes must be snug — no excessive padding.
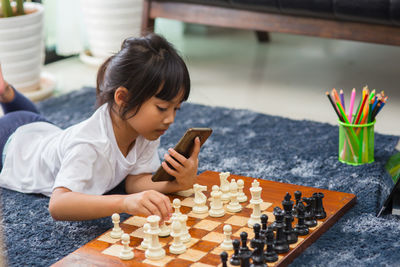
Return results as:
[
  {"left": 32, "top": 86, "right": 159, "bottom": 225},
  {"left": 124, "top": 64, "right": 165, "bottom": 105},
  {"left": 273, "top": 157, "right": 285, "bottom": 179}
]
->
[{"left": 338, "top": 120, "right": 375, "bottom": 165}]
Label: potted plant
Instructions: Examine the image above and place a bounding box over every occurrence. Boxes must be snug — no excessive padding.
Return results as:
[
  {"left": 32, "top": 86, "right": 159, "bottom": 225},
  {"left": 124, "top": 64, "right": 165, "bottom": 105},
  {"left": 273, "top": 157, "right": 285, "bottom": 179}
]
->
[
  {"left": 80, "top": 0, "right": 143, "bottom": 66},
  {"left": 0, "top": 0, "right": 53, "bottom": 101}
]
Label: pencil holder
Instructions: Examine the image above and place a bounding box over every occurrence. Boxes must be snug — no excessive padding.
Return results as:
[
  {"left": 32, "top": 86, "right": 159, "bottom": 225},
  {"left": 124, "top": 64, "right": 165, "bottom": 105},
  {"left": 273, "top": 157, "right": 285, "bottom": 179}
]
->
[{"left": 338, "top": 120, "right": 375, "bottom": 165}]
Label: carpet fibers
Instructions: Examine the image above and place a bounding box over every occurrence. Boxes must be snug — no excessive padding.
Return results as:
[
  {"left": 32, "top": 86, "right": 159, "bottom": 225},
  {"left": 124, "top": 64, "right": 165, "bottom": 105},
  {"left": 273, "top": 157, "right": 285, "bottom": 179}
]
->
[{"left": 1, "top": 87, "right": 399, "bottom": 266}]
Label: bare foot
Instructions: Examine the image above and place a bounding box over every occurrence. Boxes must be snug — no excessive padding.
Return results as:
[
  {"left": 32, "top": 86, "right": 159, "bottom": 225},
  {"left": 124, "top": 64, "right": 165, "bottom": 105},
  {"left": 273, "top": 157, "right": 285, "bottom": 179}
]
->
[{"left": 0, "top": 64, "right": 15, "bottom": 103}]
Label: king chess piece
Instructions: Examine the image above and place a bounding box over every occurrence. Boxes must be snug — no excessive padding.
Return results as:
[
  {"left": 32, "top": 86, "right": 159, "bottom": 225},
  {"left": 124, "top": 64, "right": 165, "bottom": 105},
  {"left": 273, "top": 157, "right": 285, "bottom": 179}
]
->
[{"left": 282, "top": 192, "right": 294, "bottom": 222}]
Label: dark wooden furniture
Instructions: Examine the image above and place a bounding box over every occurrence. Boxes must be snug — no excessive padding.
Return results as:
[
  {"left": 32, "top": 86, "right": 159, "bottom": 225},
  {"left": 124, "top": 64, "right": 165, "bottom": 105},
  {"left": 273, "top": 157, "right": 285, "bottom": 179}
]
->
[
  {"left": 53, "top": 170, "right": 356, "bottom": 267},
  {"left": 141, "top": 0, "right": 400, "bottom": 46}
]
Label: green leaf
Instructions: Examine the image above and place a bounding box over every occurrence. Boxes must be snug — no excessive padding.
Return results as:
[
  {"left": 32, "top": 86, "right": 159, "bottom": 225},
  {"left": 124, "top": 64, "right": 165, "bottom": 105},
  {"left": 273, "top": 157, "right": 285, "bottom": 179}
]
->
[{"left": 1, "top": 0, "right": 14, "bottom": 17}]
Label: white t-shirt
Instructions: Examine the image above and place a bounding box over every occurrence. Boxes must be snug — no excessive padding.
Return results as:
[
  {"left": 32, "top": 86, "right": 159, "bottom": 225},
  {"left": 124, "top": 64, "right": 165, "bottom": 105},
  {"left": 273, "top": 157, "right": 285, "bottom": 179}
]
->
[{"left": 0, "top": 103, "right": 160, "bottom": 197}]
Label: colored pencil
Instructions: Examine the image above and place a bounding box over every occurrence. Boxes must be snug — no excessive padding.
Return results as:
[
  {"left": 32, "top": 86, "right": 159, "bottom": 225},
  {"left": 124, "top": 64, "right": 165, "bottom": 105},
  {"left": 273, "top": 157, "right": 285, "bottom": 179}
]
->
[
  {"left": 326, "top": 92, "right": 343, "bottom": 121},
  {"left": 354, "top": 91, "right": 368, "bottom": 124},
  {"left": 348, "top": 88, "right": 356, "bottom": 121},
  {"left": 340, "top": 89, "right": 346, "bottom": 112},
  {"left": 336, "top": 102, "right": 360, "bottom": 152},
  {"left": 332, "top": 88, "right": 341, "bottom": 104}
]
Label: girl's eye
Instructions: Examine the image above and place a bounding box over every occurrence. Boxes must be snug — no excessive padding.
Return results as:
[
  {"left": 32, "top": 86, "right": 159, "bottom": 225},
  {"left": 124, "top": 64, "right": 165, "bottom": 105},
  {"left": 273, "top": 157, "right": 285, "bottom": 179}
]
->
[{"left": 157, "top": 106, "right": 168, "bottom": 112}]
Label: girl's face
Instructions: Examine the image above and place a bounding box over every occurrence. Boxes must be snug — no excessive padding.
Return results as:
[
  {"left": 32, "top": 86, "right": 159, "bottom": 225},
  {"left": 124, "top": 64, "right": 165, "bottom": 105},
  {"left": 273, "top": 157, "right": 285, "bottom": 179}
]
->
[{"left": 125, "top": 91, "right": 184, "bottom": 141}]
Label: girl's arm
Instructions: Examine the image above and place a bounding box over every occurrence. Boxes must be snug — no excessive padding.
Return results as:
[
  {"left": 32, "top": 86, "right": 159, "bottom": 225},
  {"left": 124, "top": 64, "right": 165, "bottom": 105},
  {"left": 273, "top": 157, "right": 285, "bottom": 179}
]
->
[
  {"left": 49, "top": 187, "right": 172, "bottom": 221},
  {"left": 125, "top": 173, "right": 184, "bottom": 194}
]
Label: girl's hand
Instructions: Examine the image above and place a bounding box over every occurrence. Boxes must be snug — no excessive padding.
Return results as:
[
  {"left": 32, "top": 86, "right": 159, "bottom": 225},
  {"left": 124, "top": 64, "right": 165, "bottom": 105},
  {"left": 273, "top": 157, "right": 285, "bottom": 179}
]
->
[
  {"left": 123, "top": 190, "right": 172, "bottom": 222},
  {"left": 0, "top": 64, "right": 7, "bottom": 95},
  {"left": 162, "top": 137, "right": 201, "bottom": 191}
]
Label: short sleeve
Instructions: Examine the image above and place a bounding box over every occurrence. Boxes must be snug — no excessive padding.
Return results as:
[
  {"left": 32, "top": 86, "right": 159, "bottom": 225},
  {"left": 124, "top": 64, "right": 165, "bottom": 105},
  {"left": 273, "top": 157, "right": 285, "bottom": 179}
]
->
[
  {"left": 129, "top": 139, "right": 160, "bottom": 175},
  {"left": 52, "top": 144, "right": 113, "bottom": 195}
]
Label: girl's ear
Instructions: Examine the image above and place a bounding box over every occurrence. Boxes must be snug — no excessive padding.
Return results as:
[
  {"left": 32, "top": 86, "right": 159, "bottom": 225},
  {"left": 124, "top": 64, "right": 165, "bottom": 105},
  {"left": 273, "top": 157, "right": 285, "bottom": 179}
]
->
[{"left": 114, "top": 86, "right": 129, "bottom": 108}]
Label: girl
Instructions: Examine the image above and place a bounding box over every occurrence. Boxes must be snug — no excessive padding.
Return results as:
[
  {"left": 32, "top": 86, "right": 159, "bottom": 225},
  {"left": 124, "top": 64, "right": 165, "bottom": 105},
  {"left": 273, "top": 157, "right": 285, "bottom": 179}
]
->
[{"left": 0, "top": 33, "right": 200, "bottom": 222}]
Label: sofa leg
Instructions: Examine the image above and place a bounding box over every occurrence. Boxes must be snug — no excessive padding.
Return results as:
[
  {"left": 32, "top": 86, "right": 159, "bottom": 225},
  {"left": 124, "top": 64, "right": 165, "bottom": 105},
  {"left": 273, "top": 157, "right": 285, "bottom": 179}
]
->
[
  {"left": 255, "top": 31, "right": 270, "bottom": 42},
  {"left": 141, "top": 0, "right": 155, "bottom": 35}
]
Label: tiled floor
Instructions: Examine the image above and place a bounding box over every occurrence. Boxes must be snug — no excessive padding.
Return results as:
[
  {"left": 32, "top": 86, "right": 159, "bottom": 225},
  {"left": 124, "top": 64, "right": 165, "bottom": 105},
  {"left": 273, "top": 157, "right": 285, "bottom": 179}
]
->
[{"left": 11, "top": 20, "right": 400, "bottom": 148}]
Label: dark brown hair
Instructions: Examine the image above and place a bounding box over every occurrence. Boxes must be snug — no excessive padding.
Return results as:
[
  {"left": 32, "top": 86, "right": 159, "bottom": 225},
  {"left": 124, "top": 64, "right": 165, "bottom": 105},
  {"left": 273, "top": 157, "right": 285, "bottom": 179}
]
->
[{"left": 96, "top": 33, "right": 190, "bottom": 119}]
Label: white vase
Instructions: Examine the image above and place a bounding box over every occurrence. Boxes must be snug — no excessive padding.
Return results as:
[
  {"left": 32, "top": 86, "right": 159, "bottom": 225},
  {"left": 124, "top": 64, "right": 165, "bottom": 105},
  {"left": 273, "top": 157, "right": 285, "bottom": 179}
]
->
[
  {"left": 81, "top": 0, "right": 143, "bottom": 62},
  {"left": 0, "top": 2, "right": 45, "bottom": 95}
]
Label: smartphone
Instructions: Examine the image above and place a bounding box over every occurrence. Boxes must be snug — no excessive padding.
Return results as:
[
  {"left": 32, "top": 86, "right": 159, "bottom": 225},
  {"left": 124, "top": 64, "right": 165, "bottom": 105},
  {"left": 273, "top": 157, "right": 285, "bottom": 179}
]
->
[{"left": 151, "top": 127, "right": 213, "bottom": 182}]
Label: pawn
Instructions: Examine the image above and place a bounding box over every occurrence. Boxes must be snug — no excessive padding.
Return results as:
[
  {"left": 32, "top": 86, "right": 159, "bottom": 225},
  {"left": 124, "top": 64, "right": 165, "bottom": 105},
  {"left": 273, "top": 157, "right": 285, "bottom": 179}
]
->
[
  {"left": 230, "top": 239, "right": 241, "bottom": 266},
  {"left": 141, "top": 223, "right": 151, "bottom": 249},
  {"left": 169, "top": 218, "right": 186, "bottom": 254},
  {"left": 260, "top": 214, "right": 269, "bottom": 240},
  {"left": 172, "top": 198, "right": 182, "bottom": 219},
  {"left": 119, "top": 233, "right": 134, "bottom": 260},
  {"left": 159, "top": 221, "right": 170, "bottom": 237},
  {"left": 220, "top": 251, "right": 228, "bottom": 267},
  {"left": 294, "top": 202, "right": 309, "bottom": 236},
  {"left": 250, "top": 223, "right": 261, "bottom": 249},
  {"left": 237, "top": 179, "right": 247, "bottom": 202},
  {"left": 110, "top": 213, "right": 123, "bottom": 239},
  {"left": 303, "top": 197, "right": 317, "bottom": 228},
  {"left": 250, "top": 238, "right": 266, "bottom": 267},
  {"left": 264, "top": 230, "right": 278, "bottom": 263},
  {"left": 220, "top": 224, "right": 234, "bottom": 250},
  {"left": 239, "top": 231, "right": 251, "bottom": 258}
]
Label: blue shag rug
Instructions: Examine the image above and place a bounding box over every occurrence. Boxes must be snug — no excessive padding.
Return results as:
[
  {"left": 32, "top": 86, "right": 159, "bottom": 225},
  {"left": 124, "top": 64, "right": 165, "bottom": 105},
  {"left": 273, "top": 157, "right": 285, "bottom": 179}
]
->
[{"left": 1, "top": 87, "right": 399, "bottom": 266}]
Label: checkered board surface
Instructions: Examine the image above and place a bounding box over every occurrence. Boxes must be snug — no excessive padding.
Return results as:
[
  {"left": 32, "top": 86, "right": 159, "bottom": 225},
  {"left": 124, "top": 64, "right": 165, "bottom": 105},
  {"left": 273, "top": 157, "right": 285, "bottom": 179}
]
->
[{"left": 53, "top": 171, "right": 356, "bottom": 267}]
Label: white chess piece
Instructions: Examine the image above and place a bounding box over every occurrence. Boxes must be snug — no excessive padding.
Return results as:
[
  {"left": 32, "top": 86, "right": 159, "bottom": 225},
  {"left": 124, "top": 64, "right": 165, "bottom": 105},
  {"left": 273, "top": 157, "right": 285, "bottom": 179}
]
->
[
  {"left": 179, "top": 214, "right": 191, "bottom": 243},
  {"left": 110, "top": 213, "right": 123, "bottom": 239},
  {"left": 141, "top": 223, "right": 151, "bottom": 249},
  {"left": 220, "top": 224, "right": 233, "bottom": 250},
  {"left": 237, "top": 179, "right": 247, "bottom": 202},
  {"left": 219, "top": 172, "right": 231, "bottom": 203},
  {"left": 226, "top": 179, "right": 242, "bottom": 213},
  {"left": 248, "top": 179, "right": 263, "bottom": 227},
  {"left": 145, "top": 215, "right": 166, "bottom": 260},
  {"left": 172, "top": 198, "right": 182, "bottom": 219},
  {"left": 159, "top": 221, "right": 170, "bottom": 237},
  {"left": 209, "top": 185, "right": 225, "bottom": 217},
  {"left": 169, "top": 218, "right": 186, "bottom": 254},
  {"left": 119, "top": 233, "right": 134, "bottom": 260},
  {"left": 193, "top": 184, "right": 208, "bottom": 214}
]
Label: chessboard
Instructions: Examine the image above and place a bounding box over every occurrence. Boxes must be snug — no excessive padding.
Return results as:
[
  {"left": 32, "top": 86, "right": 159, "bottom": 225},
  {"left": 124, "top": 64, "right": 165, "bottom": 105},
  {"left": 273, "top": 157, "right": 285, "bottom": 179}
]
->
[{"left": 53, "top": 170, "right": 356, "bottom": 267}]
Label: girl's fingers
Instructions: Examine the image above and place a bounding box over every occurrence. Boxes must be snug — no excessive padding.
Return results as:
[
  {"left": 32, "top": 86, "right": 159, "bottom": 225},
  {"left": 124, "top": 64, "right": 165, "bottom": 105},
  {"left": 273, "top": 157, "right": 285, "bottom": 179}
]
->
[
  {"left": 164, "top": 154, "right": 183, "bottom": 170},
  {"left": 190, "top": 137, "right": 201, "bottom": 159},
  {"left": 143, "top": 200, "right": 162, "bottom": 219},
  {"left": 167, "top": 148, "right": 187, "bottom": 165},
  {"left": 161, "top": 161, "right": 179, "bottom": 177}
]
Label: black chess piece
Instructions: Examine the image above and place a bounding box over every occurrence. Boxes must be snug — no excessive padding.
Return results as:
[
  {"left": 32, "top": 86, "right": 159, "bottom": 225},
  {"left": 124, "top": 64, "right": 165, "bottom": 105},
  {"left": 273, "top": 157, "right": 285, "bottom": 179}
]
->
[
  {"left": 283, "top": 211, "right": 298, "bottom": 244},
  {"left": 239, "top": 231, "right": 252, "bottom": 259},
  {"left": 273, "top": 207, "right": 290, "bottom": 254},
  {"left": 264, "top": 229, "right": 278, "bottom": 262},
  {"left": 220, "top": 251, "right": 228, "bottom": 267},
  {"left": 230, "top": 239, "right": 241, "bottom": 266},
  {"left": 293, "top": 191, "right": 302, "bottom": 217},
  {"left": 313, "top": 192, "right": 327, "bottom": 219},
  {"left": 294, "top": 202, "right": 309, "bottom": 236},
  {"left": 282, "top": 192, "right": 294, "bottom": 222},
  {"left": 270, "top": 206, "right": 280, "bottom": 230},
  {"left": 250, "top": 238, "right": 267, "bottom": 267},
  {"left": 251, "top": 223, "right": 261, "bottom": 249},
  {"left": 303, "top": 197, "right": 317, "bottom": 227},
  {"left": 260, "top": 214, "right": 269, "bottom": 241},
  {"left": 240, "top": 251, "right": 251, "bottom": 267}
]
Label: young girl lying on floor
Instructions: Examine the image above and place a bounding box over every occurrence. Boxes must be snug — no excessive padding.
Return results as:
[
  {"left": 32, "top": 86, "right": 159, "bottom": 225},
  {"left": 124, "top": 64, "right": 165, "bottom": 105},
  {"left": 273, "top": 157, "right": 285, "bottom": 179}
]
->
[{"left": 0, "top": 33, "right": 200, "bottom": 222}]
